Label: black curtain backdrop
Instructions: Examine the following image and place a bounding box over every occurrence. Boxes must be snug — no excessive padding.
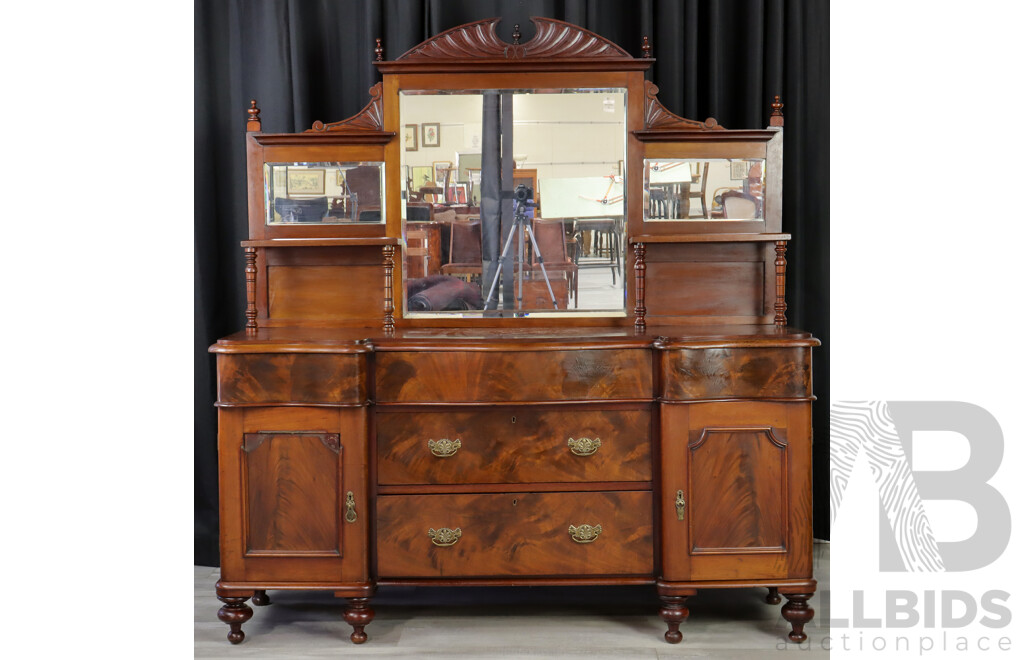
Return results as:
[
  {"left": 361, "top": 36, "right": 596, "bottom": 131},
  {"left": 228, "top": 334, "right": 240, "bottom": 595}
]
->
[{"left": 195, "top": 0, "right": 829, "bottom": 567}]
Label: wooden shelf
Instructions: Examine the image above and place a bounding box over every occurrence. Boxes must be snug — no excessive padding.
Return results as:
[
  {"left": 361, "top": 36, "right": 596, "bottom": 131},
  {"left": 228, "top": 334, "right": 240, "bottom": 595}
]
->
[
  {"left": 629, "top": 233, "right": 791, "bottom": 244},
  {"left": 241, "top": 237, "right": 400, "bottom": 248}
]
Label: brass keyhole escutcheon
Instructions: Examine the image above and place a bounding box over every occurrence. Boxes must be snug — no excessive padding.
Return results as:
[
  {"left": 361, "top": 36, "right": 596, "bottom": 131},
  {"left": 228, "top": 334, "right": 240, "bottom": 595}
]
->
[
  {"left": 675, "top": 490, "right": 686, "bottom": 521},
  {"left": 345, "top": 491, "right": 357, "bottom": 523},
  {"left": 511, "top": 415, "right": 516, "bottom": 424}
]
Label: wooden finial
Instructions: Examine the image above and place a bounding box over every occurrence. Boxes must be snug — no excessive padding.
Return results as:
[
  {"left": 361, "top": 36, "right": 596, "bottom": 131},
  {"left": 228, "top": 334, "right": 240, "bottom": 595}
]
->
[
  {"left": 374, "top": 38, "right": 383, "bottom": 61},
  {"left": 642, "top": 36, "right": 652, "bottom": 58},
  {"left": 246, "top": 100, "right": 261, "bottom": 132},
  {"left": 770, "top": 94, "right": 784, "bottom": 127},
  {"left": 512, "top": 24, "right": 521, "bottom": 45}
]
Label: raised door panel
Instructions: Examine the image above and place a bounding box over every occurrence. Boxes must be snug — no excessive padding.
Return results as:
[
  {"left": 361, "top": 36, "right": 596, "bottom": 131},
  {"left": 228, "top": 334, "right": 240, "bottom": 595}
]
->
[
  {"left": 660, "top": 402, "right": 812, "bottom": 582},
  {"left": 243, "top": 431, "right": 341, "bottom": 556},
  {"left": 218, "top": 407, "right": 370, "bottom": 585}
]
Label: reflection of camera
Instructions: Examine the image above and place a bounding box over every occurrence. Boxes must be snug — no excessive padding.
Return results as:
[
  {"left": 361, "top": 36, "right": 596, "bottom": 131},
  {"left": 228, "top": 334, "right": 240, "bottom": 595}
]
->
[{"left": 514, "top": 183, "right": 533, "bottom": 203}]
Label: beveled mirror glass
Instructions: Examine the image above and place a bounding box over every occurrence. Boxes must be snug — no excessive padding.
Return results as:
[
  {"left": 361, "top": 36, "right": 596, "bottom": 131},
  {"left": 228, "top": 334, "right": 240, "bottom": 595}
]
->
[
  {"left": 399, "top": 88, "right": 627, "bottom": 317},
  {"left": 264, "top": 162, "right": 385, "bottom": 224},
  {"left": 644, "top": 158, "right": 765, "bottom": 221}
]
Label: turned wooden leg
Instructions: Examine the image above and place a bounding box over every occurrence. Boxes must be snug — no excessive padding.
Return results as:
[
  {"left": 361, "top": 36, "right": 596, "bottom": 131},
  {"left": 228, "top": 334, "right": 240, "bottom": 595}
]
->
[
  {"left": 343, "top": 597, "right": 374, "bottom": 644},
  {"left": 217, "top": 596, "right": 253, "bottom": 644},
  {"left": 252, "top": 590, "right": 271, "bottom": 606},
  {"left": 781, "top": 592, "right": 814, "bottom": 643},
  {"left": 659, "top": 595, "right": 690, "bottom": 644},
  {"left": 766, "top": 587, "right": 781, "bottom": 605}
]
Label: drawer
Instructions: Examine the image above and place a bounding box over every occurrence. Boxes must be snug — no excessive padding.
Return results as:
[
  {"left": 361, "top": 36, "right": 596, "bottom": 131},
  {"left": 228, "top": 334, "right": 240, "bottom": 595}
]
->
[
  {"left": 660, "top": 347, "right": 812, "bottom": 401},
  {"left": 375, "top": 349, "right": 652, "bottom": 402},
  {"left": 377, "top": 408, "right": 651, "bottom": 485},
  {"left": 217, "top": 353, "right": 368, "bottom": 405},
  {"left": 376, "top": 491, "right": 653, "bottom": 577}
]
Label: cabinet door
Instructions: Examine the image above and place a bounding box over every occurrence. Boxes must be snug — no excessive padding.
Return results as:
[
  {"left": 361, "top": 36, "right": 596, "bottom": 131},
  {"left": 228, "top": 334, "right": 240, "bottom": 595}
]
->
[
  {"left": 660, "top": 401, "right": 812, "bottom": 581},
  {"left": 219, "top": 407, "right": 369, "bottom": 584}
]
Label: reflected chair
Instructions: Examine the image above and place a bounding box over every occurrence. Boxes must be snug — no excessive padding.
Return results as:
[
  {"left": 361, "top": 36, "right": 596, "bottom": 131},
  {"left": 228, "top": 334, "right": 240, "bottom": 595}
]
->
[
  {"left": 530, "top": 218, "right": 578, "bottom": 308},
  {"left": 686, "top": 162, "right": 710, "bottom": 218},
  {"left": 406, "top": 226, "right": 431, "bottom": 277},
  {"left": 572, "top": 217, "right": 620, "bottom": 285},
  {"left": 440, "top": 218, "right": 482, "bottom": 281},
  {"left": 720, "top": 190, "right": 758, "bottom": 219}
]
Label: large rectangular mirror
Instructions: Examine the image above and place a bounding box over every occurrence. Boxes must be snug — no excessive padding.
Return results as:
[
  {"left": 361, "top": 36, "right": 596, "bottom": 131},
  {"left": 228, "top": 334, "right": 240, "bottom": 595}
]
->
[
  {"left": 644, "top": 158, "right": 765, "bottom": 221},
  {"left": 399, "top": 88, "right": 627, "bottom": 317},
  {"left": 264, "top": 162, "right": 385, "bottom": 224}
]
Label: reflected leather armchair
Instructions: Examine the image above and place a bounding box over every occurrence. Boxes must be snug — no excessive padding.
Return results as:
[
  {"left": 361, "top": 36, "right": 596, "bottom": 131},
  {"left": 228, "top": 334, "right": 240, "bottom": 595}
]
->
[
  {"left": 440, "top": 218, "right": 482, "bottom": 280},
  {"left": 530, "top": 218, "right": 578, "bottom": 308},
  {"left": 720, "top": 190, "right": 758, "bottom": 219}
]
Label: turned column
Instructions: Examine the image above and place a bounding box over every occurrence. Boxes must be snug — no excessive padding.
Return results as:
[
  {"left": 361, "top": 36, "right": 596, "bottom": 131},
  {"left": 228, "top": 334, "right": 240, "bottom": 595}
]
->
[
  {"left": 774, "top": 240, "right": 787, "bottom": 326},
  {"left": 343, "top": 597, "right": 375, "bottom": 644},
  {"left": 382, "top": 245, "right": 395, "bottom": 332},
  {"left": 765, "top": 586, "right": 781, "bottom": 604},
  {"left": 217, "top": 595, "right": 254, "bottom": 644},
  {"left": 252, "top": 590, "right": 271, "bottom": 606},
  {"left": 780, "top": 592, "right": 814, "bottom": 642},
  {"left": 633, "top": 241, "right": 647, "bottom": 330},
  {"left": 244, "top": 246, "right": 258, "bottom": 334}
]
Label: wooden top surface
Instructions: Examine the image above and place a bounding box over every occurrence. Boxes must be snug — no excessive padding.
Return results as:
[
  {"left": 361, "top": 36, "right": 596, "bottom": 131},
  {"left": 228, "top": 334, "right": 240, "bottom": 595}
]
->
[{"left": 211, "top": 325, "right": 819, "bottom": 353}]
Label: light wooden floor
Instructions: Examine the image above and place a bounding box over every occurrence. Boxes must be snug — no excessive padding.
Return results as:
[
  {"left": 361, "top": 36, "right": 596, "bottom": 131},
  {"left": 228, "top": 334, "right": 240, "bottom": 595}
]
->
[{"left": 195, "top": 541, "right": 829, "bottom": 659}]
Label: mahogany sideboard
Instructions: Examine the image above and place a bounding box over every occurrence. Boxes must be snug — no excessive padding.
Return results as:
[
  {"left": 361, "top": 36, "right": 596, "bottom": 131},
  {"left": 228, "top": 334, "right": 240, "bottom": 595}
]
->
[{"left": 210, "top": 17, "right": 818, "bottom": 648}]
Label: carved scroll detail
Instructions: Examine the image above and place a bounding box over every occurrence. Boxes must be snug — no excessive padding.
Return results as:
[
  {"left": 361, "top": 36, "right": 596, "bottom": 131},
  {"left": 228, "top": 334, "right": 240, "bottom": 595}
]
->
[
  {"left": 308, "top": 83, "right": 385, "bottom": 133},
  {"left": 643, "top": 81, "right": 725, "bottom": 131},
  {"left": 394, "top": 17, "right": 632, "bottom": 61}
]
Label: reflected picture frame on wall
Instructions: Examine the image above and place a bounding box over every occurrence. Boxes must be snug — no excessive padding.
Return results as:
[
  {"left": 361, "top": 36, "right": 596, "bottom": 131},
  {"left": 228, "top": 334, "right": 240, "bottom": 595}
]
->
[
  {"left": 730, "top": 160, "right": 749, "bottom": 180},
  {"left": 286, "top": 168, "right": 325, "bottom": 195},
  {"left": 422, "top": 122, "right": 440, "bottom": 148},
  {"left": 405, "top": 124, "right": 418, "bottom": 151}
]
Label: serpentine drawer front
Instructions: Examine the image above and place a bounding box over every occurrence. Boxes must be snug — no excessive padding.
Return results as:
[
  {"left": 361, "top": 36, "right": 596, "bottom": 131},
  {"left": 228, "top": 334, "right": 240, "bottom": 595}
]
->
[
  {"left": 376, "top": 491, "right": 653, "bottom": 577},
  {"left": 377, "top": 408, "right": 651, "bottom": 484},
  {"left": 375, "top": 350, "right": 653, "bottom": 402}
]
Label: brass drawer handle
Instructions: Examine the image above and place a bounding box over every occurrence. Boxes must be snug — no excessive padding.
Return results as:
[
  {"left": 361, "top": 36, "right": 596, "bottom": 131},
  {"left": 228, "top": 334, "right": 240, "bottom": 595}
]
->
[
  {"left": 428, "top": 527, "right": 462, "bottom": 547},
  {"left": 567, "top": 436, "right": 601, "bottom": 456},
  {"left": 568, "top": 523, "right": 603, "bottom": 544},
  {"left": 428, "top": 438, "right": 461, "bottom": 458},
  {"left": 345, "top": 491, "right": 357, "bottom": 523},
  {"left": 675, "top": 490, "right": 686, "bottom": 521}
]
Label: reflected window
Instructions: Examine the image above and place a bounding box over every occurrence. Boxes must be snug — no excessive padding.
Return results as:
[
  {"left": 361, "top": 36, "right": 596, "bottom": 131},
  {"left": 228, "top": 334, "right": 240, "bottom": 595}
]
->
[
  {"left": 264, "top": 162, "right": 385, "bottom": 225},
  {"left": 399, "top": 89, "right": 627, "bottom": 318},
  {"left": 644, "top": 158, "right": 765, "bottom": 221}
]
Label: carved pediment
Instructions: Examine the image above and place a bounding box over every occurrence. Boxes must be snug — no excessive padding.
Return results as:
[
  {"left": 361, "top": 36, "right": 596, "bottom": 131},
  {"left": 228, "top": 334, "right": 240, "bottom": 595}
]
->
[
  {"left": 306, "top": 83, "right": 385, "bottom": 133},
  {"left": 394, "top": 17, "right": 633, "bottom": 61},
  {"left": 643, "top": 81, "right": 725, "bottom": 131}
]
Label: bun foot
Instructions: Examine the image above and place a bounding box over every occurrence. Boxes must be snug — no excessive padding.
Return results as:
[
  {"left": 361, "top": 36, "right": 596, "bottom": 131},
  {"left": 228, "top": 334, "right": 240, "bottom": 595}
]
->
[
  {"left": 252, "top": 590, "right": 271, "bottom": 606},
  {"left": 217, "top": 596, "right": 254, "bottom": 644},
  {"left": 343, "top": 597, "right": 374, "bottom": 644},
  {"left": 659, "top": 595, "right": 690, "bottom": 644},
  {"left": 781, "top": 592, "right": 814, "bottom": 643},
  {"left": 766, "top": 587, "right": 781, "bottom": 605}
]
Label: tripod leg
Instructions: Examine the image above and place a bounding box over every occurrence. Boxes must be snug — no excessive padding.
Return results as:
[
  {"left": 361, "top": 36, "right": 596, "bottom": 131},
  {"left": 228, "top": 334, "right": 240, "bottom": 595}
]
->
[{"left": 485, "top": 222, "right": 520, "bottom": 307}]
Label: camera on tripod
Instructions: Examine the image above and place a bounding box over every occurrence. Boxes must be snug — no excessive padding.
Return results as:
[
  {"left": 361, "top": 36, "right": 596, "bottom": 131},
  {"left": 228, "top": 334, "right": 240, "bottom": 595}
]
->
[{"left": 513, "top": 183, "right": 534, "bottom": 206}]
